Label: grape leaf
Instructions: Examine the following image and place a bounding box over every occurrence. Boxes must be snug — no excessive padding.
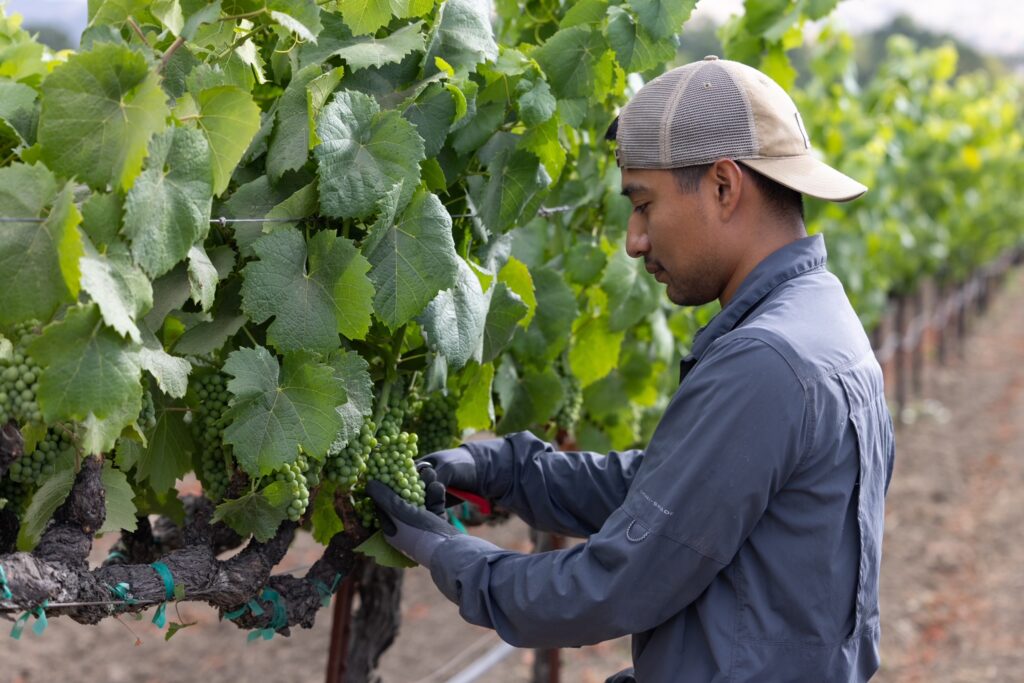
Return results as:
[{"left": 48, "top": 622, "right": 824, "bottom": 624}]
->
[
  {"left": 223, "top": 346, "right": 348, "bottom": 475},
  {"left": 355, "top": 529, "right": 417, "bottom": 568},
  {"left": 139, "top": 325, "right": 191, "bottom": 398},
  {"left": 606, "top": 6, "right": 676, "bottom": 73},
  {"left": 327, "top": 348, "right": 373, "bottom": 450},
  {"left": 364, "top": 189, "right": 459, "bottom": 331},
  {"left": 0, "top": 78, "right": 37, "bottom": 144},
  {"left": 533, "top": 26, "right": 610, "bottom": 100},
  {"left": 419, "top": 257, "right": 487, "bottom": 370},
  {"left": 123, "top": 127, "right": 213, "bottom": 278},
  {"left": 80, "top": 191, "right": 123, "bottom": 249},
  {"left": 455, "top": 361, "right": 494, "bottom": 431},
  {"left": 497, "top": 257, "right": 536, "bottom": 329},
  {"left": 187, "top": 244, "right": 218, "bottom": 312},
  {"left": 172, "top": 279, "right": 247, "bottom": 356},
  {"left": 99, "top": 462, "right": 139, "bottom": 535},
  {"left": 268, "top": 0, "right": 323, "bottom": 43},
  {"left": 38, "top": 43, "right": 169, "bottom": 191},
  {"left": 520, "top": 116, "right": 566, "bottom": 183},
  {"left": 424, "top": 0, "right": 498, "bottom": 74},
  {"left": 213, "top": 481, "right": 292, "bottom": 541},
  {"left": 79, "top": 242, "right": 153, "bottom": 344},
  {"left": 153, "top": 0, "right": 185, "bottom": 35},
  {"left": 29, "top": 304, "right": 144, "bottom": 426},
  {"left": 631, "top": 0, "right": 697, "bottom": 40},
  {"left": 306, "top": 67, "right": 344, "bottom": 148},
  {"left": 145, "top": 264, "right": 192, "bottom": 330},
  {"left": 221, "top": 172, "right": 315, "bottom": 253},
  {"left": 16, "top": 454, "right": 76, "bottom": 551},
  {"left": 337, "top": 0, "right": 391, "bottom": 35},
  {"left": 512, "top": 266, "right": 576, "bottom": 366},
  {"left": 601, "top": 247, "right": 662, "bottom": 331},
  {"left": 565, "top": 241, "right": 607, "bottom": 285},
  {"left": 316, "top": 90, "right": 425, "bottom": 219},
  {"left": 88, "top": 0, "right": 154, "bottom": 26},
  {"left": 0, "top": 168, "right": 83, "bottom": 326},
  {"left": 318, "top": 20, "right": 426, "bottom": 72},
  {"left": 403, "top": 81, "right": 456, "bottom": 158},
  {"left": 242, "top": 230, "right": 374, "bottom": 352},
  {"left": 311, "top": 481, "right": 344, "bottom": 544},
  {"left": 80, "top": 391, "right": 144, "bottom": 456},
  {"left": 472, "top": 146, "right": 549, "bottom": 235},
  {"left": 192, "top": 86, "right": 261, "bottom": 196},
  {"left": 481, "top": 282, "right": 528, "bottom": 363},
  {"left": 267, "top": 64, "right": 322, "bottom": 182},
  {"left": 495, "top": 363, "right": 563, "bottom": 434},
  {"left": 561, "top": 0, "right": 609, "bottom": 27},
  {"left": 516, "top": 78, "right": 555, "bottom": 128},
  {"left": 569, "top": 313, "right": 625, "bottom": 388},
  {"left": 132, "top": 391, "right": 195, "bottom": 494}
]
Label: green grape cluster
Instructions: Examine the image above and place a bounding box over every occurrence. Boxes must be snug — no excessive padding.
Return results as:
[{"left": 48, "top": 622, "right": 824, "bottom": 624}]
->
[
  {"left": 324, "top": 417, "right": 376, "bottom": 493},
  {"left": 191, "top": 372, "right": 234, "bottom": 502},
  {"left": 272, "top": 461, "right": 309, "bottom": 522},
  {"left": 137, "top": 389, "right": 157, "bottom": 432},
  {"left": 296, "top": 451, "right": 322, "bottom": 489},
  {"left": 413, "top": 392, "right": 459, "bottom": 455},
  {"left": 0, "top": 322, "right": 42, "bottom": 427},
  {"left": 8, "top": 427, "right": 73, "bottom": 487},
  {"left": 555, "top": 372, "right": 582, "bottom": 434},
  {"left": 359, "top": 399, "right": 424, "bottom": 528}
]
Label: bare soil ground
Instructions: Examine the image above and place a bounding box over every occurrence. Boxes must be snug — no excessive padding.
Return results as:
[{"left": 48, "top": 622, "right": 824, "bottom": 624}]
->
[{"left": 1, "top": 273, "right": 1022, "bottom": 683}]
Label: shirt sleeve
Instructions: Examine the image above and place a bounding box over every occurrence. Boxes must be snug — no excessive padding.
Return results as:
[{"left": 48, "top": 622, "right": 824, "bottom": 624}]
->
[
  {"left": 429, "top": 336, "right": 810, "bottom": 648},
  {"left": 460, "top": 432, "right": 644, "bottom": 537}
]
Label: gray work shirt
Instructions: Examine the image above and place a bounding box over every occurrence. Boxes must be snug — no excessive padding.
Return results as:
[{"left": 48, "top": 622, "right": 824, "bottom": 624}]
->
[{"left": 429, "top": 235, "right": 896, "bottom": 682}]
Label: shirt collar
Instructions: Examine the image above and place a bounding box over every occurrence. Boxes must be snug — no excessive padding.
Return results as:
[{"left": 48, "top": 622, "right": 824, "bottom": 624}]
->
[{"left": 683, "top": 234, "right": 828, "bottom": 368}]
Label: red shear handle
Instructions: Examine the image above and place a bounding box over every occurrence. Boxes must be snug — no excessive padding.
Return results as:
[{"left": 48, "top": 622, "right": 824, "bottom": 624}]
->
[{"left": 446, "top": 487, "right": 492, "bottom": 515}]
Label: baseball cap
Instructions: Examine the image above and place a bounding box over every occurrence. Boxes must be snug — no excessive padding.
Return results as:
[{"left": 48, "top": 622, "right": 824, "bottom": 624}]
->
[{"left": 611, "top": 55, "right": 867, "bottom": 202}]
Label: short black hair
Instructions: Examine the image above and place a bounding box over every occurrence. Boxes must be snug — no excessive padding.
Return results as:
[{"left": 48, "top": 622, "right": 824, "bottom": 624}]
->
[{"left": 670, "top": 163, "right": 804, "bottom": 220}]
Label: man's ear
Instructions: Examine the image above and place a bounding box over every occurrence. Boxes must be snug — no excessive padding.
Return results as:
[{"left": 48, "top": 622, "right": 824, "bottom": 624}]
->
[{"left": 709, "top": 159, "right": 743, "bottom": 221}]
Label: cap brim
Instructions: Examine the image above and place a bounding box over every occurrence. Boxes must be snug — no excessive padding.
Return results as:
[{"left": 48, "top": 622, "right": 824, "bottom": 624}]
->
[{"left": 741, "top": 155, "right": 867, "bottom": 202}]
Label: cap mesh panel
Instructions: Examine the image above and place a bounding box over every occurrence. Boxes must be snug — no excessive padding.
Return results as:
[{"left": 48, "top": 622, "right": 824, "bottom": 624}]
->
[
  {"left": 617, "top": 62, "right": 757, "bottom": 169},
  {"left": 617, "top": 63, "right": 700, "bottom": 168},
  {"left": 668, "top": 63, "right": 756, "bottom": 166}
]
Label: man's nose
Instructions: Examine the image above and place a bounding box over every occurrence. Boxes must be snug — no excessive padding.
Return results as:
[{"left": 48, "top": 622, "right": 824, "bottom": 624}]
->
[{"left": 625, "top": 219, "right": 650, "bottom": 259}]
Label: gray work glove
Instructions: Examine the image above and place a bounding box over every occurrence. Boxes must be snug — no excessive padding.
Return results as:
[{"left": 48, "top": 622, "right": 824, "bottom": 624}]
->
[
  {"left": 421, "top": 446, "right": 478, "bottom": 507},
  {"left": 365, "top": 480, "right": 460, "bottom": 567}
]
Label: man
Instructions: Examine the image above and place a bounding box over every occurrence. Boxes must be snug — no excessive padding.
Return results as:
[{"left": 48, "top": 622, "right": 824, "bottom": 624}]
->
[{"left": 367, "top": 56, "right": 896, "bottom": 682}]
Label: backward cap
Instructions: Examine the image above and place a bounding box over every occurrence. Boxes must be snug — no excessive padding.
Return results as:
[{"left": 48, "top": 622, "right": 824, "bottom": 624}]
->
[{"left": 615, "top": 57, "right": 867, "bottom": 202}]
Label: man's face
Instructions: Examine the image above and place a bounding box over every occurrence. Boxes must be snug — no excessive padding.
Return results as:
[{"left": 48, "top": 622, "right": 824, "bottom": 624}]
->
[{"left": 620, "top": 167, "right": 723, "bottom": 306}]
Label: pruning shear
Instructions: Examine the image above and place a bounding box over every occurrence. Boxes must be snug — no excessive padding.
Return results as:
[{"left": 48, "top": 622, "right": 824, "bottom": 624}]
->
[{"left": 446, "top": 487, "right": 492, "bottom": 515}]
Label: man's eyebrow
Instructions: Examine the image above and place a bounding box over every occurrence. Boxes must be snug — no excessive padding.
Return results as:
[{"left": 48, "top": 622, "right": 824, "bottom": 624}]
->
[{"left": 621, "top": 183, "right": 647, "bottom": 198}]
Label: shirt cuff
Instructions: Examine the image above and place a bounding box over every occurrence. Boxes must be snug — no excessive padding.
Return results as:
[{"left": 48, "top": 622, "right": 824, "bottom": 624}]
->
[
  {"left": 428, "top": 533, "right": 504, "bottom": 603},
  {"left": 460, "top": 436, "right": 515, "bottom": 500}
]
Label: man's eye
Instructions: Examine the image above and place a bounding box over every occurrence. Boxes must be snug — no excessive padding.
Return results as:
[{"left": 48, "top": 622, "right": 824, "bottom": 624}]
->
[{"left": 633, "top": 203, "right": 649, "bottom": 214}]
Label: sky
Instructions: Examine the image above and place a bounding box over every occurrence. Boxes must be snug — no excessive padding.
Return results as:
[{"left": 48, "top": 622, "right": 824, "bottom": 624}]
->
[{"left": 3, "top": 0, "right": 1024, "bottom": 57}]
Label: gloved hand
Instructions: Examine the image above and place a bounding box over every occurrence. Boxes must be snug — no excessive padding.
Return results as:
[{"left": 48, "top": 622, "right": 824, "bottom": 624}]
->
[
  {"left": 416, "top": 463, "right": 448, "bottom": 518},
  {"left": 366, "top": 480, "right": 460, "bottom": 567},
  {"left": 421, "top": 446, "right": 478, "bottom": 507}
]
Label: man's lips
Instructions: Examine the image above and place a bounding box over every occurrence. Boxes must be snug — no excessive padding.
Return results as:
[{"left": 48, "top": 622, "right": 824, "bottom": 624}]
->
[{"left": 645, "top": 261, "right": 663, "bottom": 277}]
